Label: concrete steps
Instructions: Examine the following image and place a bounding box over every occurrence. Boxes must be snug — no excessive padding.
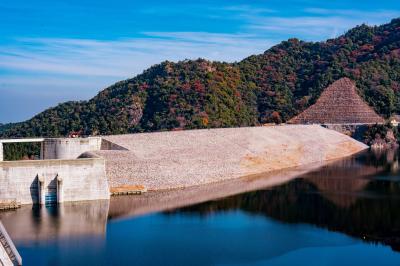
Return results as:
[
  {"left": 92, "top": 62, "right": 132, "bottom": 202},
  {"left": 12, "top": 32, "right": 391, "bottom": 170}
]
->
[{"left": 0, "top": 200, "right": 20, "bottom": 211}]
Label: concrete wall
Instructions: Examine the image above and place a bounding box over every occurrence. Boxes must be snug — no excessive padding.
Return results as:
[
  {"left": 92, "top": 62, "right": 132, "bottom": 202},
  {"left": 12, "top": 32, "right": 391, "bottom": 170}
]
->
[
  {"left": 0, "top": 158, "right": 109, "bottom": 205},
  {"left": 42, "top": 137, "right": 102, "bottom": 160},
  {"left": 100, "top": 139, "right": 128, "bottom": 151},
  {"left": 0, "top": 143, "right": 3, "bottom": 162}
]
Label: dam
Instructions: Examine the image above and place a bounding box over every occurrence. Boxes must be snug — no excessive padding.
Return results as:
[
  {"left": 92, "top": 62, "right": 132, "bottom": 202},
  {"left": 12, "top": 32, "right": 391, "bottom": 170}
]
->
[
  {"left": 0, "top": 137, "right": 109, "bottom": 206},
  {"left": 0, "top": 125, "right": 368, "bottom": 206}
]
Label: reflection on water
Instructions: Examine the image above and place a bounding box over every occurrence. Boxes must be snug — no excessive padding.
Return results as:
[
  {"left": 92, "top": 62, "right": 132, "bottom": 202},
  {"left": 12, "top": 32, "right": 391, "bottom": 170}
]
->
[
  {"left": 0, "top": 201, "right": 109, "bottom": 243},
  {"left": 1, "top": 150, "right": 400, "bottom": 265},
  {"left": 171, "top": 150, "right": 400, "bottom": 251}
]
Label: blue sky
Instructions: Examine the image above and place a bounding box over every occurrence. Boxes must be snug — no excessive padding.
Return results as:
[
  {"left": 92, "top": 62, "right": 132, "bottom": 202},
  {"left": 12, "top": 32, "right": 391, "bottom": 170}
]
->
[{"left": 1, "top": 0, "right": 399, "bottom": 123}]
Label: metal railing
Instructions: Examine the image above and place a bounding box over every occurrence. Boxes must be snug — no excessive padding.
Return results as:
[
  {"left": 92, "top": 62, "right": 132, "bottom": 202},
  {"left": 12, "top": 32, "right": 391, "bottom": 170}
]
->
[{"left": 0, "top": 221, "right": 22, "bottom": 266}]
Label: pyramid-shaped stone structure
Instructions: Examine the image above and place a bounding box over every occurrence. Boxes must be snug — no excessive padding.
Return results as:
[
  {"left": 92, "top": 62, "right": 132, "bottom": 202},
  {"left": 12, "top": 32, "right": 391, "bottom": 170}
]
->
[{"left": 289, "top": 78, "right": 385, "bottom": 124}]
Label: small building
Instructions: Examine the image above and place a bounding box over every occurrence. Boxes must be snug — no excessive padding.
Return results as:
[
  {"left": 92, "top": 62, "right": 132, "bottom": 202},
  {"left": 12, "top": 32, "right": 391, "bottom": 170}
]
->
[{"left": 389, "top": 115, "right": 400, "bottom": 127}]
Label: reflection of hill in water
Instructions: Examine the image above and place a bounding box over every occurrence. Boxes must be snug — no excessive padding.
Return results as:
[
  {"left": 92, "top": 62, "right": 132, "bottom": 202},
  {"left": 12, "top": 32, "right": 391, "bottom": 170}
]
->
[
  {"left": 171, "top": 150, "right": 400, "bottom": 251},
  {"left": 172, "top": 179, "right": 400, "bottom": 251},
  {"left": 304, "top": 155, "right": 385, "bottom": 208}
]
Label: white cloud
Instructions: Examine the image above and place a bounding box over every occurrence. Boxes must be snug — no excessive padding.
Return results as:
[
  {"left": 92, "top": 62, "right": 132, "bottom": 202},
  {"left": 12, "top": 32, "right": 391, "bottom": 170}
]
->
[
  {"left": 304, "top": 8, "right": 400, "bottom": 19},
  {"left": 249, "top": 16, "right": 360, "bottom": 39},
  {"left": 247, "top": 9, "right": 400, "bottom": 40},
  {"left": 0, "top": 32, "right": 272, "bottom": 81},
  {"left": 220, "top": 5, "right": 276, "bottom": 14}
]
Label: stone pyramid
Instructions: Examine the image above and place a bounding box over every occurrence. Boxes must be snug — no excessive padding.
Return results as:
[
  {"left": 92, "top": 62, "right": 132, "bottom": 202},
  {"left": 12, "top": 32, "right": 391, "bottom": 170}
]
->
[{"left": 289, "top": 78, "right": 385, "bottom": 124}]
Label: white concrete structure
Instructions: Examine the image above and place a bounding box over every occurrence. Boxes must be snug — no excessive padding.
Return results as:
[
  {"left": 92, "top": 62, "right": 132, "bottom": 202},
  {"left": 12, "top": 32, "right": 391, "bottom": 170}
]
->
[
  {"left": 0, "top": 137, "right": 102, "bottom": 162},
  {"left": 0, "top": 137, "right": 108, "bottom": 205},
  {"left": 0, "top": 157, "right": 109, "bottom": 205},
  {"left": 42, "top": 137, "right": 102, "bottom": 160}
]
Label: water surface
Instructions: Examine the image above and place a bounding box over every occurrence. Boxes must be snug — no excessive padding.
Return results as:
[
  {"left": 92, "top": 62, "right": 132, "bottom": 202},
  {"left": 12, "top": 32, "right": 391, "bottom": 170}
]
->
[{"left": 1, "top": 150, "right": 400, "bottom": 265}]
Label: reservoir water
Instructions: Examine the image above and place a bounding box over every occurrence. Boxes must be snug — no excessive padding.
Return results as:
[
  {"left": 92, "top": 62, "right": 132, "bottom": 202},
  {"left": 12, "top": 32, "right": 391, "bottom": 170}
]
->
[{"left": 1, "top": 150, "right": 400, "bottom": 265}]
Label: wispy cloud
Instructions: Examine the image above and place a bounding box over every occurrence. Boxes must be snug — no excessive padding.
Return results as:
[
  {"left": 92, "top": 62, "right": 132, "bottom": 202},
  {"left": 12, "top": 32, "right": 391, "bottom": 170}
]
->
[
  {"left": 249, "top": 16, "right": 360, "bottom": 39},
  {"left": 246, "top": 9, "right": 400, "bottom": 40},
  {"left": 304, "top": 8, "right": 400, "bottom": 19},
  {"left": 0, "top": 33, "right": 272, "bottom": 80},
  {"left": 221, "top": 5, "right": 276, "bottom": 14}
]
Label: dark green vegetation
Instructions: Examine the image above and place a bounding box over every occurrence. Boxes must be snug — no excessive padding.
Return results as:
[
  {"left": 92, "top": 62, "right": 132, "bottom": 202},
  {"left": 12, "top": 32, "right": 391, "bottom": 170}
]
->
[
  {"left": 3, "top": 142, "right": 41, "bottom": 161},
  {"left": 2, "top": 18, "right": 400, "bottom": 137},
  {"left": 364, "top": 123, "right": 400, "bottom": 146},
  {"left": 0, "top": 123, "right": 12, "bottom": 135}
]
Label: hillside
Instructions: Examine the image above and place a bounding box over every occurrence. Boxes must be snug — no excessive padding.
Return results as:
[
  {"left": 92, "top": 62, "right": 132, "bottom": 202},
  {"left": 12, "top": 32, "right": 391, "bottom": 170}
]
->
[{"left": 1, "top": 18, "right": 400, "bottom": 138}]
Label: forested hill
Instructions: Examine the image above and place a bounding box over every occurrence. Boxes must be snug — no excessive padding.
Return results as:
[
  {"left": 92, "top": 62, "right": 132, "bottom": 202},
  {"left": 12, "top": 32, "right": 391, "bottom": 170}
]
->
[{"left": 1, "top": 18, "right": 400, "bottom": 138}]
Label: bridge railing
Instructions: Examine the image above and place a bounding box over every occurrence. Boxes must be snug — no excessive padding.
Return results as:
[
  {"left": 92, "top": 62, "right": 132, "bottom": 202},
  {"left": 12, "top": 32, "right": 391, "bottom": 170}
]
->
[{"left": 0, "top": 221, "right": 22, "bottom": 266}]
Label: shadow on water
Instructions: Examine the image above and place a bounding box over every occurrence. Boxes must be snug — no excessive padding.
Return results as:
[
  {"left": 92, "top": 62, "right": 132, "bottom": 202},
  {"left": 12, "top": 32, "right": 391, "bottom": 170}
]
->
[{"left": 168, "top": 149, "right": 400, "bottom": 251}]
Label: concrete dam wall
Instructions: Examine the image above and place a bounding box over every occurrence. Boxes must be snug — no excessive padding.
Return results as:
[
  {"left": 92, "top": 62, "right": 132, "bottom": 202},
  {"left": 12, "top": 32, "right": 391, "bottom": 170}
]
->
[
  {"left": 0, "top": 158, "right": 109, "bottom": 205},
  {"left": 0, "top": 137, "right": 109, "bottom": 205}
]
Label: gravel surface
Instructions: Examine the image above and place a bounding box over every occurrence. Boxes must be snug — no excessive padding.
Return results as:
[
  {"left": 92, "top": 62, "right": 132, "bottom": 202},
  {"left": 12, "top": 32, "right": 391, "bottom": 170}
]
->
[{"left": 95, "top": 125, "right": 367, "bottom": 191}]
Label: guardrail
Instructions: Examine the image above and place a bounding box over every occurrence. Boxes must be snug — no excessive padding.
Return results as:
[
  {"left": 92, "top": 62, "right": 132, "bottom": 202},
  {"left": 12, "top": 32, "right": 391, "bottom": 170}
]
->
[{"left": 0, "top": 221, "right": 22, "bottom": 266}]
